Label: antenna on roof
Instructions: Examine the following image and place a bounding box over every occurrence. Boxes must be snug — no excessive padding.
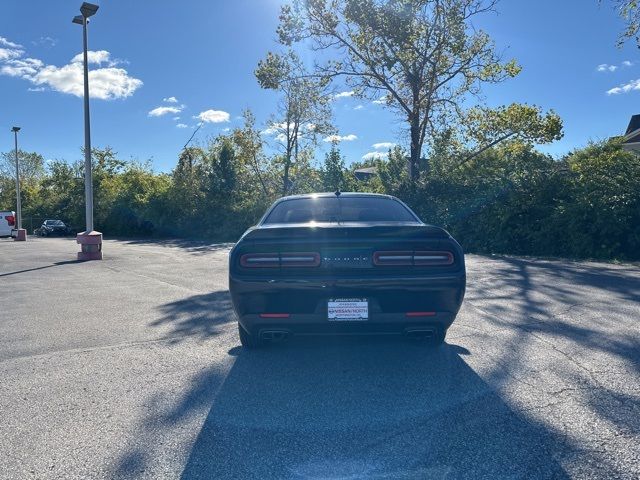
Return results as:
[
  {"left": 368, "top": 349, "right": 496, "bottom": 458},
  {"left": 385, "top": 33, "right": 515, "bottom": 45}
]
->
[{"left": 334, "top": 189, "right": 341, "bottom": 197}]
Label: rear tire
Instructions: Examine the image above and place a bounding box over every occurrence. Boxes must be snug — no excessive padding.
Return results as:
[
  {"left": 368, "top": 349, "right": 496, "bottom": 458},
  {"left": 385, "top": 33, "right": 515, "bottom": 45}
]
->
[{"left": 238, "top": 323, "right": 262, "bottom": 349}]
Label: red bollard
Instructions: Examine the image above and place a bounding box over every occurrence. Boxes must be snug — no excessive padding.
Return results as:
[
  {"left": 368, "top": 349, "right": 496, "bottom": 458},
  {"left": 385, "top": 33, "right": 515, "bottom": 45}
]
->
[
  {"left": 13, "top": 228, "right": 27, "bottom": 241},
  {"left": 77, "top": 231, "right": 103, "bottom": 261}
]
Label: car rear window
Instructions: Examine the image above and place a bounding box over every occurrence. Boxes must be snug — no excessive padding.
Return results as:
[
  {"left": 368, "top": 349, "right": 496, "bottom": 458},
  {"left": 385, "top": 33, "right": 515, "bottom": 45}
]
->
[{"left": 263, "top": 196, "right": 419, "bottom": 224}]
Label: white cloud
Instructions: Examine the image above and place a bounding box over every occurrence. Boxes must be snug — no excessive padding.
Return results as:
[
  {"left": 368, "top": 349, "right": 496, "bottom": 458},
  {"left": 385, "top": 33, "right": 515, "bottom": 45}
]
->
[
  {"left": 372, "top": 142, "right": 395, "bottom": 150},
  {"left": 32, "top": 36, "right": 57, "bottom": 48},
  {"left": 71, "top": 50, "right": 115, "bottom": 66},
  {"left": 362, "top": 151, "right": 389, "bottom": 161},
  {"left": 28, "top": 86, "right": 45, "bottom": 92},
  {"left": 0, "top": 37, "right": 22, "bottom": 48},
  {"left": 176, "top": 123, "right": 188, "bottom": 128},
  {"left": 172, "top": 116, "right": 180, "bottom": 121},
  {"left": 0, "top": 41, "right": 142, "bottom": 100},
  {"left": 606, "top": 79, "right": 640, "bottom": 95},
  {"left": 324, "top": 134, "right": 358, "bottom": 142},
  {"left": 148, "top": 105, "right": 183, "bottom": 117},
  {"left": 196, "top": 109, "right": 230, "bottom": 123},
  {"left": 35, "top": 63, "right": 141, "bottom": 99},
  {"left": 598, "top": 60, "right": 634, "bottom": 72},
  {"left": 163, "top": 96, "right": 178, "bottom": 103},
  {"left": 222, "top": 127, "right": 231, "bottom": 132},
  {"left": 275, "top": 133, "right": 288, "bottom": 143},
  {"left": 0, "top": 57, "right": 43, "bottom": 77},
  {"left": 334, "top": 90, "right": 354, "bottom": 99},
  {"left": 0, "top": 37, "right": 24, "bottom": 61},
  {"left": 0, "top": 47, "right": 23, "bottom": 61},
  {"left": 354, "top": 105, "right": 364, "bottom": 110},
  {"left": 372, "top": 95, "right": 388, "bottom": 105},
  {"left": 597, "top": 64, "right": 618, "bottom": 72}
]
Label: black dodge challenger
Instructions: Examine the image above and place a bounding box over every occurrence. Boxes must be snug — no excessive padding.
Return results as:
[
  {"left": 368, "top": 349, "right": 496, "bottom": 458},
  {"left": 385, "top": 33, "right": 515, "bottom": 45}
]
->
[{"left": 229, "top": 192, "right": 466, "bottom": 348}]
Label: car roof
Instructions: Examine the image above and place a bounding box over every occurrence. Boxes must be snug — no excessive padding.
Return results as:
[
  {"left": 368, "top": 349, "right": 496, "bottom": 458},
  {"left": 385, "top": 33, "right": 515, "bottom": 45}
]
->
[{"left": 276, "top": 192, "right": 396, "bottom": 201}]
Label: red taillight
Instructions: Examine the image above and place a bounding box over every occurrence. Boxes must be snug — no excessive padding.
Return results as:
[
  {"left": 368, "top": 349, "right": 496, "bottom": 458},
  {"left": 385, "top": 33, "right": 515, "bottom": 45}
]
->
[
  {"left": 413, "top": 251, "right": 454, "bottom": 266},
  {"left": 6, "top": 215, "right": 15, "bottom": 227},
  {"left": 372, "top": 251, "right": 413, "bottom": 266},
  {"left": 373, "top": 251, "right": 453, "bottom": 266},
  {"left": 240, "top": 252, "right": 320, "bottom": 268},
  {"left": 280, "top": 252, "right": 320, "bottom": 267},
  {"left": 240, "top": 253, "right": 280, "bottom": 268}
]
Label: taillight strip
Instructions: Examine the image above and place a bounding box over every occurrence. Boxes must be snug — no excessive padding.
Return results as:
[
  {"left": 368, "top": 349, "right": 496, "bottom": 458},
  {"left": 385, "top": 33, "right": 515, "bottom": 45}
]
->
[
  {"left": 240, "top": 252, "right": 320, "bottom": 268},
  {"left": 373, "top": 250, "right": 454, "bottom": 266}
]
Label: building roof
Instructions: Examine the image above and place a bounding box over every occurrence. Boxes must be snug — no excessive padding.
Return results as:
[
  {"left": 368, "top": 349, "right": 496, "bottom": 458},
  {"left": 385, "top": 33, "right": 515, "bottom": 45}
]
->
[
  {"left": 353, "top": 167, "right": 378, "bottom": 175},
  {"left": 623, "top": 115, "right": 640, "bottom": 151},
  {"left": 625, "top": 114, "right": 640, "bottom": 136}
]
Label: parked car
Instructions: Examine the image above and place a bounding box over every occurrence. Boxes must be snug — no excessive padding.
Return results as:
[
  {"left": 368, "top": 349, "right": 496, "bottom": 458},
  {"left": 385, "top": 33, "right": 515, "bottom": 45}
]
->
[
  {"left": 0, "top": 211, "right": 16, "bottom": 238},
  {"left": 229, "top": 192, "right": 466, "bottom": 348},
  {"left": 35, "top": 219, "right": 72, "bottom": 237}
]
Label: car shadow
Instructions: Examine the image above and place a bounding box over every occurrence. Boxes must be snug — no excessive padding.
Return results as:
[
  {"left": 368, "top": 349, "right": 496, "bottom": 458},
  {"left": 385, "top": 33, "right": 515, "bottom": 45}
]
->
[
  {"left": 176, "top": 339, "right": 577, "bottom": 479},
  {"left": 107, "top": 280, "right": 630, "bottom": 479}
]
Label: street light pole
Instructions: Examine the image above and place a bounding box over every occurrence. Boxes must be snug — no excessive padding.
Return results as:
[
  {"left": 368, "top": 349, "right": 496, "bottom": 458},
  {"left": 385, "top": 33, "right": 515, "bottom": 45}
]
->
[
  {"left": 11, "top": 127, "right": 21, "bottom": 231},
  {"left": 73, "top": 2, "right": 98, "bottom": 232},
  {"left": 73, "top": 2, "right": 102, "bottom": 260},
  {"left": 81, "top": 13, "right": 93, "bottom": 232}
]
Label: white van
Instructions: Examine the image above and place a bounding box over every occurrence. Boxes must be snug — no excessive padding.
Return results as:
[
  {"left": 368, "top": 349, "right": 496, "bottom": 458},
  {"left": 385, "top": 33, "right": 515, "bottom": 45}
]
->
[{"left": 0, "top": 211, "right": 16, "bottom": 237}]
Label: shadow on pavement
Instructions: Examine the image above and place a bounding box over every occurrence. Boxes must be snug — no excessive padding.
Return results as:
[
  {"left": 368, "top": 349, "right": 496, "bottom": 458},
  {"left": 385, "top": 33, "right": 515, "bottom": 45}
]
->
[
  {"left": 467, "top": 257, "right": 640, "bottom": 373},
  {"left": 117, "top": 238, "right": 234, "bottom": 255},
  {"left": 150, "top": 290, "right": 234, "bottom": 343},
  {"left": 172, "top": 339, "right": 574, "bottom": 479},
  {"left": 0, "top": 259, "right": 79, "bottom": 277}
]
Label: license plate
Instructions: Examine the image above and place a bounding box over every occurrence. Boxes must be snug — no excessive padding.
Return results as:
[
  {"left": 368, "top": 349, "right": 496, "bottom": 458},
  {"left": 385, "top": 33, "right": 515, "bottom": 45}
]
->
[{"left": 328, "top": 298, "right": 368, "bottom": 321}]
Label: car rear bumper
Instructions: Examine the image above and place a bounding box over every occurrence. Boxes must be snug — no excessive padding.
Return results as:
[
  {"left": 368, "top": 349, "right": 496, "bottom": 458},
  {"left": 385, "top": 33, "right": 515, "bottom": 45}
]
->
[{"left": 229, "top": 273, "right": 465, "bottom": 336}]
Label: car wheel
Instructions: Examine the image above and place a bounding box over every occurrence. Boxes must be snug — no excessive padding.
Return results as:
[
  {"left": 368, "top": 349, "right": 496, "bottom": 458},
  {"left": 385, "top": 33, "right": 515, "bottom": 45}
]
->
[{"left": 238, "top": 323, "right": 262, "bottom": 349}]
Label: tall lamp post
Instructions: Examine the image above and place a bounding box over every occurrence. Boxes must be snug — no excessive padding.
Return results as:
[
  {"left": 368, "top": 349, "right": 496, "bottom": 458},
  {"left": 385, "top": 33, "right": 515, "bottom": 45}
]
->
[
  {"left": 11, "top": 127, "right": 26, "bottom": 241},
  {"left": 73, "top": 2, "right": 103, "bottom": 260}
]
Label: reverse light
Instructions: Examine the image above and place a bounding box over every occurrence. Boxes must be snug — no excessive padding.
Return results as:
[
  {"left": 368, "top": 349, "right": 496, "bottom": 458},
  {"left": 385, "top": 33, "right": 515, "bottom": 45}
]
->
[
  {"left": 240, "top": 252, "right": 320, "bottom": 268},
  {"left": 373, "top": 251, "right": 453, "bottom": 266}
]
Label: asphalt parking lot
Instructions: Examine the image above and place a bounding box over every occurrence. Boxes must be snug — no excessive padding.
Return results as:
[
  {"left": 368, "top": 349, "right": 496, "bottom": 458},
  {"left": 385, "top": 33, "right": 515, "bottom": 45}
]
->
[{"left": 0, "top": 237, "right": 639, "bottom": 479}]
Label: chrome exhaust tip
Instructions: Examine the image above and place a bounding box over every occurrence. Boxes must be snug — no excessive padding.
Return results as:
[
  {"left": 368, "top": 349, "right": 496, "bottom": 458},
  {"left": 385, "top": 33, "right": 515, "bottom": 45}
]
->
[
  {"left": 405, "top": 328, "right": 436, "bottom": 339},
  {"left": 260, "top": 330, "right": 290, "bottom": 342}
]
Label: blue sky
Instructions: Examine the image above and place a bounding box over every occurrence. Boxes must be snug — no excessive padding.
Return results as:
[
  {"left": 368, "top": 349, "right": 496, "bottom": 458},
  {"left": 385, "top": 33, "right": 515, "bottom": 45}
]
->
[{"left": 0, "top": 0, "right": 638, "bottom": 172}]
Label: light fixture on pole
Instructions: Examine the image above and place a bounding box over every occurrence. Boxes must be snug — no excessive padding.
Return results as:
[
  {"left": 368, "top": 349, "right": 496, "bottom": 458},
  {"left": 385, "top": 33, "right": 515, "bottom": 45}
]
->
[
  {"left": 11, "top": 127, "right": 26, "bottom": 241},
  {"left": 73, "top": 2, "right": 103, "bottom": 260}
]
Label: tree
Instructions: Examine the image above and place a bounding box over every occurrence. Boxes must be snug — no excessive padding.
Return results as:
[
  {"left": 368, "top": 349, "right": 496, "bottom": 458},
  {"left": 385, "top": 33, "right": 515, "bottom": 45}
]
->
[
  {"left": 255, "top": 49, "right": 334, "bottom": 194},
  {"left": 457, "top": 103, "right": 563, "bottom": 168},
  {"left": 607, "top": 0, "right": 640, "bottom": 46},
  {"left": 0, "top": 150, "right": 46, "bottom": 184},
  {"left": 321, "top": 143, "right": 347, "bottom": 191},
  {"left": 277, "top": 0, "right": 521, "bottom": 180},
  {"left": 209, "top": 137, "right": 237, "bottom": 195},
  {"left": 232, "top": 110, "right": 270, "bottom": 198}
]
